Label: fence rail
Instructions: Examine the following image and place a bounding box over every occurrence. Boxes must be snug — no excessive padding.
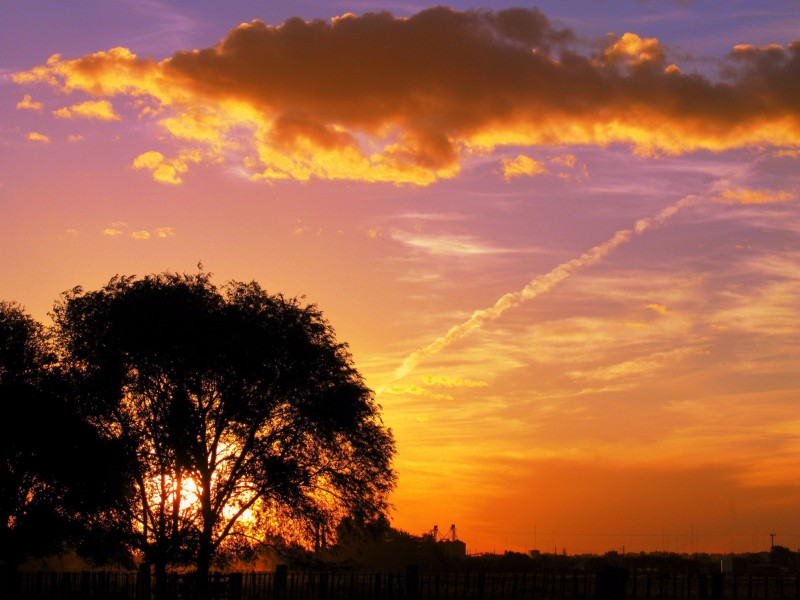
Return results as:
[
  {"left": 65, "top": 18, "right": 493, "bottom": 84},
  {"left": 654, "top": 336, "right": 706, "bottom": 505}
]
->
[{"left": 6, "top": 569, "right": 800, "bottom": 600}]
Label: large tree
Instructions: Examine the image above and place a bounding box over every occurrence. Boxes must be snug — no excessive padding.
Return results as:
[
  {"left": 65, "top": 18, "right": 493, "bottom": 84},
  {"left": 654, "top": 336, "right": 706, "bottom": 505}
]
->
[{"left": 53, "top": 272, "right": 395, "bottom": 597}]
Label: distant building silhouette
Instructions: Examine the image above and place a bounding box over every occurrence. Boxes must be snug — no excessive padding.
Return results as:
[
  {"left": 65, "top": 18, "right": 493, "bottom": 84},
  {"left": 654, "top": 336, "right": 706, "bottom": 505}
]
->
[{"left": 424, "top": 524, "right": 467, "bottom": 560}]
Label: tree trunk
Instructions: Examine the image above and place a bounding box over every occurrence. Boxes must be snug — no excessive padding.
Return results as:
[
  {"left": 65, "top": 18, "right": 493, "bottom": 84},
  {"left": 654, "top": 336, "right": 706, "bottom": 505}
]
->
[
  {"left": 196, "top": 473, "right": 214, "bottom": 600},
  {"left": 196, "top": 537, "right": 212, "bottom": 600},
  {"left": 153, "top": 559, "right": 168, "bottom": 600}
]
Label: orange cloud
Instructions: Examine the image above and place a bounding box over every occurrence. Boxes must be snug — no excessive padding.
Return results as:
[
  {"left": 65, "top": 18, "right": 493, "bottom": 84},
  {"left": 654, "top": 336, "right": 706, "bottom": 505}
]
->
[
  {"left": 101, "top": 223, "right": 173, "bottom": 240},
  {"left": 645, "top": 303, "right": 670, "bottom": 315},
  {"left": 501, "top": 154, "right": 548, "bottom": 180},
  {"left": 17, "top": 94, "right": 43, "bottom": 111},
  {"left": 602, "top": 32, "right": 664, "bottom": 67},
  {"left": 131, "top": 150, "right": 202, "bottom": 184},
  {"left": 551, "top": 154, "right": 577, "bottom": 168},
  {"left": 420, "top": 375, "right": 489, "bottom": 388},
  {"left": 52, "top": 99, "right": 120, "bottom": 121},
  {"left": 712, "top": 187, "right": 795, "bottom": 205},
  {"left": 26, "top": 132, "right": 50, "bottom": 143},
  {"left": 549, "top": 153, "right": 588, "bottom": 182},
  {"left": 132, "top": 151, "right": 176, "bottom": 183},
  {"left": 154, "top": 226, "right": 175, "bottom": 238},
  {"left": 12, "top": 8, "right": 800, "bottom": 184}
]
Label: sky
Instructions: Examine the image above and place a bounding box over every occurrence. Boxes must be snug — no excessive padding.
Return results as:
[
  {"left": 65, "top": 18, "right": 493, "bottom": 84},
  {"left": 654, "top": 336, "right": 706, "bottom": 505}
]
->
[{"left": 2, "top": 0, "right": 799, "bottom": 556}]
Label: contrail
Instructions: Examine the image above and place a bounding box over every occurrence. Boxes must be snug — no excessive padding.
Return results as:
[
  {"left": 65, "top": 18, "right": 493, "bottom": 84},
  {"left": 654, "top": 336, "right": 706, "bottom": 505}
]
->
[{"left": 386, "top": 194, "right": 697, "bottom": 386}]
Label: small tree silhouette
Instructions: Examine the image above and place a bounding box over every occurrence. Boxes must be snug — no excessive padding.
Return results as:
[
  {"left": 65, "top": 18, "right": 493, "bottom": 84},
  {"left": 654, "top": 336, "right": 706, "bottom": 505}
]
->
[
  {"left": 0, "top": 301, "right": 56, "bottom": 589},
  {"left": 1, "top": 302, "right": 126, "bottom": 595}
]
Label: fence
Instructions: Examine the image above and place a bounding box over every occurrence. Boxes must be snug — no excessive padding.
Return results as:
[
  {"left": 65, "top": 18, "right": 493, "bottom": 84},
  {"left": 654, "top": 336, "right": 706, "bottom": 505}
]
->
[{"left": 8, "top": 568, "right": 800, "bottom": 600}]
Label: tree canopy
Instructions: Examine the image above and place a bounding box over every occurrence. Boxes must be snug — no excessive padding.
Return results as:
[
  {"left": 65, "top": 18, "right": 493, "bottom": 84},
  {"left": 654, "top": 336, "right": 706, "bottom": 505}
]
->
[{"left": 51, "top": 272, "right": 395, "bottom": 594}]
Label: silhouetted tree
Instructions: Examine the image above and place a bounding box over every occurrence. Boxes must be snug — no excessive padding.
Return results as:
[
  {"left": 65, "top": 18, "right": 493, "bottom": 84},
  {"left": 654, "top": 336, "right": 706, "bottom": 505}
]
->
[
  {"left": 53, "top": 272, "right": 395, "bottom": 599},
  {"left": 0, "top": 302, "right": 56, "bottom": 594},
  {"left": 0, "top": 302, "right": 131, "bottom": 596},
  {"left": 324, "top": 516, "right": 429, "bottom": 570}
]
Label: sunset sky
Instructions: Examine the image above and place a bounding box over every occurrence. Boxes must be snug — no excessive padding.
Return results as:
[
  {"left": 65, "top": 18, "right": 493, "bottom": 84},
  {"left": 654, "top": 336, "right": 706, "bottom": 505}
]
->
[{"left": 2, "top": 1, "right": 799, "bottom": 556}]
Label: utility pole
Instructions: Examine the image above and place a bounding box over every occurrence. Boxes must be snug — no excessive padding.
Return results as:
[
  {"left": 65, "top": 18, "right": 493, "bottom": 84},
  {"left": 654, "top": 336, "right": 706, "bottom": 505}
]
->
[{"left": 770, "top": 533, "right": 776, "bottom": 549}]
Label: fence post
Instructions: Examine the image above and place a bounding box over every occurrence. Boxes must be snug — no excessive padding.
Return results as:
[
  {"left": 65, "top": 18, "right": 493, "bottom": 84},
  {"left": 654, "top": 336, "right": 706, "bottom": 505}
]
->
[
  {"left": 711, "top": 574, "right": 724, "bottom": 600},
  {"left": 274, "top": 565, "right": 288, "bottom": 600},
  {"left": 228, "top": 573, "right": 243, "bottom": 600},
  {"left": 407, "top": 565, "right": 420, "bottom": 600},
  {"left": 81, "top": 571, "right": 92, "bottom": 598},
  {"left": 699, "top": 574, "right": 708, "bottom": 600},
  {"left": 137, "top": 563, "right": 151, "bottom": 600},
  {"left": 596, "top": 567, "right": 628, "bottom": 600},
  {"left": 373, "top": 572, "right": 382, "bottom": 600}
]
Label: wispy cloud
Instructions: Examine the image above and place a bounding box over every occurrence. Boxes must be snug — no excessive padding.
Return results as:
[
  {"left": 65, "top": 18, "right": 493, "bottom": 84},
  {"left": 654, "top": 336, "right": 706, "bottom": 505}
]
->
[
  {"left": 501, "top": 154, "right": 548, "bottom": 181},
  {"left": 25, "top": 132, "right": 50, "bottom": 143},
  {"left": 53, "top": 99, "right": 120, "bottom": 121},
  {"left": 645, "top": 303, "right": 670, "bottom": 316},
  {"left": 101, "top": 222, "right": 175, "bottom": 240},
  {"left": 391, "top": 230, "right": 514, "bottom": 256},
  {"left": 117, "top": 0, "right": 206, "bottom": 55},
  {"left": 386, "top": 194, "right": 697, "bottom": 385},
  {"left": 566, "top": 347, "right": 704, "bottom": 383},
  {"left": 421, "top": 375, "right": 489, "bottom": 388},
  {"left": 711, "top": 186, "right": 795, "bottom": 205},
  {"left": 713, "top": 280, "right": 800, "bottom": 337},
  {"left": 154, "top": 226, "right": 175, "bottom": 238}
]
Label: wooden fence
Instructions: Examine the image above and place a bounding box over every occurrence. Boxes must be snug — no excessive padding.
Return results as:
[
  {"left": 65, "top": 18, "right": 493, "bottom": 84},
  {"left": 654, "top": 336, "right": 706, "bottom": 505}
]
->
[{"left": 8, "top": 568, "right": 800, "bottom": 600}]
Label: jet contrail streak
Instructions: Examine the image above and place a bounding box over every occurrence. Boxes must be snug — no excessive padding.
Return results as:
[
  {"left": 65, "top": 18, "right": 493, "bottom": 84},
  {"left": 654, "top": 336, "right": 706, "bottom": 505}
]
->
[{"left": 387, "top": 194, "right": 697, "bottom": 385}]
